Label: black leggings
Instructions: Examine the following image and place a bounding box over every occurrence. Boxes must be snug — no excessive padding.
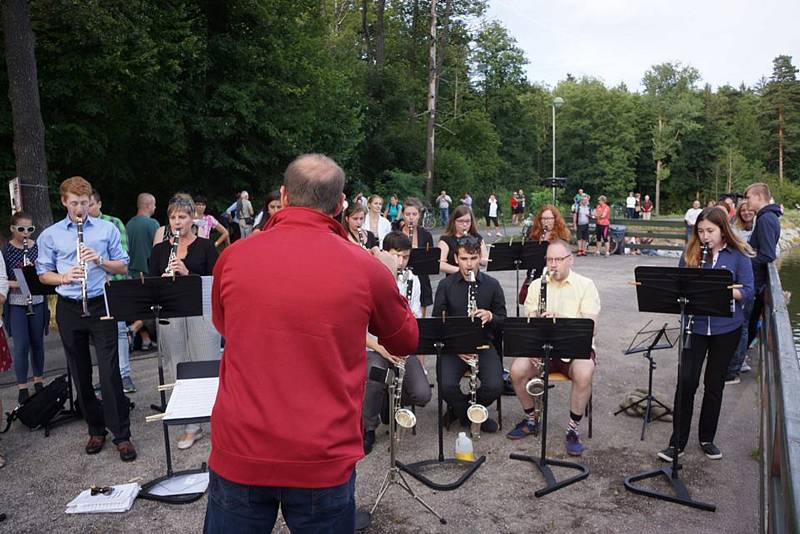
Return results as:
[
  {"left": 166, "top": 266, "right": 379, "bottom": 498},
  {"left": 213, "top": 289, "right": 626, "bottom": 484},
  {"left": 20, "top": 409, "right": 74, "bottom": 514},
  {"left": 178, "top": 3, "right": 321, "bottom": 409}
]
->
[{"left": 669, "top": 328, "right": 741, "bottom": 449}]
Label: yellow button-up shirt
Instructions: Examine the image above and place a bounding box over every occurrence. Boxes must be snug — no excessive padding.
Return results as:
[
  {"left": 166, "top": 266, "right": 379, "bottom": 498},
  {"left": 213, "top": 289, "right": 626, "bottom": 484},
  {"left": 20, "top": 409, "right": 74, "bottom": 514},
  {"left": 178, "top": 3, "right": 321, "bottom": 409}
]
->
[{"left": 523, "top": 270, "right": 601, "bottom": 319}]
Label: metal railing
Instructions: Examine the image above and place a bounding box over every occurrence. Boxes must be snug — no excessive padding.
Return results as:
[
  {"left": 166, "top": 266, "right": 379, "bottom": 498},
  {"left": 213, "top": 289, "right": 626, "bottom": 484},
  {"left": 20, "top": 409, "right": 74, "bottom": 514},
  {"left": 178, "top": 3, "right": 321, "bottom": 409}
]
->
[{"left": 760, "top": 263, "right": 800, "bottom": 533}]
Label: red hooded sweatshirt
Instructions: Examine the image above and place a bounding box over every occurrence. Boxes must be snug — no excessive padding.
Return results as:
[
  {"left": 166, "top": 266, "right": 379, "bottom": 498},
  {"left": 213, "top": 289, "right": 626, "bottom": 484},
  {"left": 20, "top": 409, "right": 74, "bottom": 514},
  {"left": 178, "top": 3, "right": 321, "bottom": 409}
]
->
[{"left": 209, "top": 207, "right": 418, "bottom": 488}]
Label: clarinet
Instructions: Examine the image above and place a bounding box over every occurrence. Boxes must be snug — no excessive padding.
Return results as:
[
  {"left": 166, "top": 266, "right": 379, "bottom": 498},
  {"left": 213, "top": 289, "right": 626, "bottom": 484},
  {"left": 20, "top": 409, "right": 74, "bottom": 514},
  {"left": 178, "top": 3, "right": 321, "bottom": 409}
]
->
[
  {"left": 22, "top": 237, "right": 34, "bottom": 316},
  {"left": 686, "top": 242, "right": 710, "bottom": 349},
  {"left": 464, "top": 270, "right": 488, "bottom": 437},
  {"left": 76, "top": 217, "right": 91, "bottom": 318},
  {"left": 164, "top": 230, "right": 180, "bottom": 275}
]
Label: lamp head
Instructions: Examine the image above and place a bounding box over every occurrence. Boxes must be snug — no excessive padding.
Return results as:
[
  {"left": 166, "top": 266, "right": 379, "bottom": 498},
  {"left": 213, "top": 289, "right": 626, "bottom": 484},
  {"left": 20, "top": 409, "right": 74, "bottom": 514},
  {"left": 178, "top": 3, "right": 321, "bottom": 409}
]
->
[{"left": 553, "top": 96, "right": 564, "bottom": 109}]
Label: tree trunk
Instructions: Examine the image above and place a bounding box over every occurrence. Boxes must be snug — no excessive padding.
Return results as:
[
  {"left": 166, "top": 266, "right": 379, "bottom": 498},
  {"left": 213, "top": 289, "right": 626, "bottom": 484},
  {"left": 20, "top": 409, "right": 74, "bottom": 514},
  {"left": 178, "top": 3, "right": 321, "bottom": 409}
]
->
[
  {"left": 727, "top": 147, "right": 733, "bottom": 192},
  {"left": 654, "top": 116, "right": 663, "bottom": 216},
  {"left": 374, "top": 0, "right": 385, "bottom": 68},
  {"left": 655, "top": 159, "right": 662, "bottom": 217},
  {"left": 361, "top": 0, "right": 371, "bottom": 62},
  {"left": 2, "top": 0, "right": 52, "bottom": 228},
  {"left": 778, "top": 105, "right": 785, "bottom": 184},
  {"left": 424, "top": 0, "right": 437, "bottom": 200}
]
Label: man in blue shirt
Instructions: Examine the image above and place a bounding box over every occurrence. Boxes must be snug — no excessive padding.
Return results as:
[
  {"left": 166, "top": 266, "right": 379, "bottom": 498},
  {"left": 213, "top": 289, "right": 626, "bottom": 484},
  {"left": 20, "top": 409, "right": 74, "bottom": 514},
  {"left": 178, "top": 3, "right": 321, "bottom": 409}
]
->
[{"left": 36, "top": 176, "right": 136, "bottom": 462}]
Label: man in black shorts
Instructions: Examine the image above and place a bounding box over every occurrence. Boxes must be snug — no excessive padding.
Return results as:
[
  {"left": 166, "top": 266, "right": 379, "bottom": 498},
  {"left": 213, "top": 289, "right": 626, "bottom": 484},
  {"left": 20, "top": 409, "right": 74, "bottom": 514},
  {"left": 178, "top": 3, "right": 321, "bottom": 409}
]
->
[{"left": 573, "top": 195, "right": 591, "bottom": 256}]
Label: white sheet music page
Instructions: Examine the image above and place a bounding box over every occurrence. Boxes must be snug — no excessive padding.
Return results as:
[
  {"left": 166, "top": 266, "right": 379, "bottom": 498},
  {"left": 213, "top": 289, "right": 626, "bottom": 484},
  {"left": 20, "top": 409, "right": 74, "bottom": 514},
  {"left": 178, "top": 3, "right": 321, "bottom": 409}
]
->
[{"left": 164, "top": 377, "right": 219, "bottom": 420}]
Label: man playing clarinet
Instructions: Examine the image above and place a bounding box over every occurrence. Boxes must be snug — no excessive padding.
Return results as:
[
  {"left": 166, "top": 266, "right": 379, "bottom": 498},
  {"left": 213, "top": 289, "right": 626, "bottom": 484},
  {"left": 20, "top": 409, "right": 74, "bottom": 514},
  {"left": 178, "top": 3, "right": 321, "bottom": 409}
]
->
[{"left": 36, "top": 176, "right": 135, "bottom": 461}]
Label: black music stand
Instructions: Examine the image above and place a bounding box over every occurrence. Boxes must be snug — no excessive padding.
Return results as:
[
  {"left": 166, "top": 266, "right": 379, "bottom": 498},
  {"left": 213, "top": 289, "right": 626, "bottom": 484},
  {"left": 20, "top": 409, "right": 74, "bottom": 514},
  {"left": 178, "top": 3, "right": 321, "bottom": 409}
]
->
[
  {"left": 22, "top": 267, "right": 80, "bottom": 435},
  {"left": 623, "top": 266, "right": 733, "bottom": 512},
  {"left": 396, "top": 316, "right": 487, "bottom": 491},
  {"left": 614, "top": 320, "right": 677, "bottom": 440},
  {"left": 408, "top": 246, "right": 441, "bottom": 276},
  {"left": 504, "top": 317, "right": 594, "bottom": 497},
  {"left": 106, "top": 275, "right": 203, "bottom": 413},
  {"left": 487, "top": 239, "right": 547, "bottom": 316}
]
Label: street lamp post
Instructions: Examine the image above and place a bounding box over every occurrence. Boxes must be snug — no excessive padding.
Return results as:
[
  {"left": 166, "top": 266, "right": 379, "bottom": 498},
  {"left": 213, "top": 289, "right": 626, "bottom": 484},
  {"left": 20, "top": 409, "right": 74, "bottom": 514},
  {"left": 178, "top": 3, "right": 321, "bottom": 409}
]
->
[{"left": 551, "top": 96, "right": 564, "bottom": 204}]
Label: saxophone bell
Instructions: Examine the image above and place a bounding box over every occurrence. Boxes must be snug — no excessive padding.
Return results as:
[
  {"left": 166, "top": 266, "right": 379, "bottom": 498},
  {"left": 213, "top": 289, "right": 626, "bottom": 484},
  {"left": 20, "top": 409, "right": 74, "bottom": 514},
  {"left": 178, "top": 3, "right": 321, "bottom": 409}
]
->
[{"left": 525, "top": 377, "right": 545, "bottom": 397}]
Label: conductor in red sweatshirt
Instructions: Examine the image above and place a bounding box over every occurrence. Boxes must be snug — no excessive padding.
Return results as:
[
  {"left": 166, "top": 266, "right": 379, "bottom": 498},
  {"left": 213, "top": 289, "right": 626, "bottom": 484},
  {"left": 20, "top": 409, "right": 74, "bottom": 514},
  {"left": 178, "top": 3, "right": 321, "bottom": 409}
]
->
[{"left": 204, "top": 154, "right": 419, "bottom": 533}]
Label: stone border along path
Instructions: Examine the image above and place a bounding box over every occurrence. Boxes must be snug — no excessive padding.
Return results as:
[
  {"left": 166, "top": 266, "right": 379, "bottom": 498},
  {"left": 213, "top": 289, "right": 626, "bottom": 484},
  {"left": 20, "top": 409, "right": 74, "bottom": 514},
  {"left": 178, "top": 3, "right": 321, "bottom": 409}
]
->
[{"left": 0, "top": 253, "right": 759, "bottom": 533}]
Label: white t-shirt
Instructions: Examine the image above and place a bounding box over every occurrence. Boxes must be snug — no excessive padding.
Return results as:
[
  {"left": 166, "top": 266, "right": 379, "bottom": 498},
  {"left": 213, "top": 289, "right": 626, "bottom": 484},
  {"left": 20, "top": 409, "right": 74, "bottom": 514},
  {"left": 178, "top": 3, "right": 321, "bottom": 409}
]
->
[
  {"left": 684, "top": 208, "right": 703, "bottom": 225},
  {"left": 626, "top": 196, "right": 636, "bottom": 209},
  {"left": 488, "top": 201, "right": 498, "bottom": 218}
]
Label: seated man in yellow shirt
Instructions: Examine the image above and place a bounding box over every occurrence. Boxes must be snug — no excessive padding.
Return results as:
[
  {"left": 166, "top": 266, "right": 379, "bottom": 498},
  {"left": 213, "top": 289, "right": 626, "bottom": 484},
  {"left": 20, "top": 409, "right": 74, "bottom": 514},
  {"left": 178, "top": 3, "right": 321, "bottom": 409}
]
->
[{"left": 506, "top": 239, "right": 600, "bottom": 457}]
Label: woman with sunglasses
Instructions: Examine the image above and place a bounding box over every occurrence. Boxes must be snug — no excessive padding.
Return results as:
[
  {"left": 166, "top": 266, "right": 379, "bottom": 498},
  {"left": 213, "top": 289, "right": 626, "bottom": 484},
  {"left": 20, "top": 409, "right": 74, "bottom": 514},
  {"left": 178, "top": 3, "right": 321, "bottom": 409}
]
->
[
  {"left": 658, "top": 207, "right": 754, "bottom": 463},
  {"left": 438, "top": 205, "right": 488, "bottom": 275},
  {"left": 3, "top": 212, "right": 46, "bottom": 405},
  {"left": 149, "top": 196, "right": 220, "bottom": 450}
]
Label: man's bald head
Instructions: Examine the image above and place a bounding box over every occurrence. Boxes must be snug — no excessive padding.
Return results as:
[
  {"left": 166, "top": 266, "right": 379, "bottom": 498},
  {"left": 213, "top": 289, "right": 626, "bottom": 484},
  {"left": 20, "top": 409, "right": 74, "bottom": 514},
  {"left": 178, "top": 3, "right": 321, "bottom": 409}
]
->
[
  {"left": 137, "top": 193, "right": 155, "bottom": 209},
  {"left": 282, "top": 154, "right": 345, "bottom": 215}
]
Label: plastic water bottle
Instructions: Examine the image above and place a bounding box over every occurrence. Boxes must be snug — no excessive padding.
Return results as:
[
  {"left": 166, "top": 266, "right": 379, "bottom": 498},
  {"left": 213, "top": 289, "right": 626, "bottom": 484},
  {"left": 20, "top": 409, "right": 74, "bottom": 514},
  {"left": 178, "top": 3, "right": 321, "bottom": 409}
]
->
[{"left": 455, "top": 432, "right": 475, "bottom": 461}]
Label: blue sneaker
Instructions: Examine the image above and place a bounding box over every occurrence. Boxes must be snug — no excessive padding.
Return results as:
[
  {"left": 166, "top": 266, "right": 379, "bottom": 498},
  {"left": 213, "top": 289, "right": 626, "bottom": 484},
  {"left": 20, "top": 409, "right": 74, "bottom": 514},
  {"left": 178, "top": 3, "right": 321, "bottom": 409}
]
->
[
  {"left": 506, "top": 418, "right": 539, "bottom": 440},
  {"left": 565, "top": 429, "right": 585, "bottom": 456}
]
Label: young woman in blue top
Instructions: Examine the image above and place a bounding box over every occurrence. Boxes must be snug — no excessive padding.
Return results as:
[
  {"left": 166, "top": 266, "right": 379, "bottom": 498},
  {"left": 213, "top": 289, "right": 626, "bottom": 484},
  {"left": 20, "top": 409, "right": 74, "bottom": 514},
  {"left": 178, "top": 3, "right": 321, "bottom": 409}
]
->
[
  {"left": 658, "top": 207, "right": 754, "bottom": 463},
  {"left": 4, "top": 212, "right": 47, "bottom": 404}
]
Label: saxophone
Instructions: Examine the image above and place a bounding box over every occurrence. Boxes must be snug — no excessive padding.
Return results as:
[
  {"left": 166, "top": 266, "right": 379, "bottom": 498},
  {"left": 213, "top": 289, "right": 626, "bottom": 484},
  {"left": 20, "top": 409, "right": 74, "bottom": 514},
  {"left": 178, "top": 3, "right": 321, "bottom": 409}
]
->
[
  {"left": 393, "top": 360, "right": 417, "bottom": 439},
  {"left": 164, "top": 230, "right": 180, "bottom": 275},
  {"left": 22, "top": 237, "right": 34, "bottom": 316},
  {"left": 525, "top": 267, "right": 547, "bottom": 398},
  {"left": 76, "top": 217, "right": 91, "bottom": 318},
  {"left": 465, "top": 271, "right": 489, "bottom": 438}
]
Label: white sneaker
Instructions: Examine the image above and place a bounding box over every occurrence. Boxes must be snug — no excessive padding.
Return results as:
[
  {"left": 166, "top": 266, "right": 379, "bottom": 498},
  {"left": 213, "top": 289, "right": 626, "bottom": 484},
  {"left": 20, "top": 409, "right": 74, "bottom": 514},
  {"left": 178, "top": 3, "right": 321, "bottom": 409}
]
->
[
  {"left": 740, "top": 362, "right": 752, "bottom": 373},
  {"left": 177, "top": 428, "right": 204, "bottom": 450}
]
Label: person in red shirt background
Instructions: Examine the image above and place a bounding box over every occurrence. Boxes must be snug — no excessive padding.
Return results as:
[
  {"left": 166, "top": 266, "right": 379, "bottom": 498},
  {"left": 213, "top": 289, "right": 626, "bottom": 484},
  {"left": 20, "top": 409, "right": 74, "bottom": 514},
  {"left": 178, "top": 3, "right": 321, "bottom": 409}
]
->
[
  {"left": 594, "top": 195, "right": 612, "bottom": 256},
  {"left": 205, "top": 154, "right": 418, "bottom": 533}
]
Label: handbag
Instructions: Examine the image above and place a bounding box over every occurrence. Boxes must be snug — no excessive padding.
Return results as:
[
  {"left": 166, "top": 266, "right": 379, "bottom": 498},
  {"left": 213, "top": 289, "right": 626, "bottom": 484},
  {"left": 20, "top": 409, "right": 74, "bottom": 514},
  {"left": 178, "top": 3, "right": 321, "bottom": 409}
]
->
[{"left": 0, "top": 328, "right": 11, "bottom": 373}]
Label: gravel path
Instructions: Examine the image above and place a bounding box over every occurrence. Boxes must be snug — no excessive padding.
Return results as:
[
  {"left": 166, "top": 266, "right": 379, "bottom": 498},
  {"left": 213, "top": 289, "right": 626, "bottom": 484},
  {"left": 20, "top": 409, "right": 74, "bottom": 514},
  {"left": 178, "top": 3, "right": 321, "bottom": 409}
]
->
[{"left": 0, "top": 251, "right": 759, "bottom": 533}]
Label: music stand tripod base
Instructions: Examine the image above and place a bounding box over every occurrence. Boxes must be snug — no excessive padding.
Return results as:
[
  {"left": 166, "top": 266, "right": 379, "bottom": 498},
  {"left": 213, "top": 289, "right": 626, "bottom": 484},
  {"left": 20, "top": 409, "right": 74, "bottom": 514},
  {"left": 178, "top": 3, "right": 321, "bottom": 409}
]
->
[
  {"left": 396, "top": 456, "right": 486, "bottom": 492},
  {"left": 624, "top": 466, "right": 715, "bottom": 512},
  {"left": 509, "top": 454, "right": 589, "bottom": 498}
]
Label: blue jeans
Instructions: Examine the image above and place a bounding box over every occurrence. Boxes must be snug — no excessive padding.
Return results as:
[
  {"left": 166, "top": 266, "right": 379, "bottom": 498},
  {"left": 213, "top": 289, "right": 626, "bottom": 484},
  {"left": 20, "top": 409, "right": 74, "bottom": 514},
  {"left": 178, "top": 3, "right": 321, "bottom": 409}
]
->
[
  {"left": 9, "top": 303, "right": 46, "bottom": 385},
  {"left": 728, "top": 298, "right": 754, "bottom": 376},
  {"left": 203, "top": 469, "right": 355, "bottom": 534},
  {"left": 117, "top": 321, "right": 130, "bottom": 378},
  {"left": 439, "top": 208, "right": 449, "bottom": 227}
]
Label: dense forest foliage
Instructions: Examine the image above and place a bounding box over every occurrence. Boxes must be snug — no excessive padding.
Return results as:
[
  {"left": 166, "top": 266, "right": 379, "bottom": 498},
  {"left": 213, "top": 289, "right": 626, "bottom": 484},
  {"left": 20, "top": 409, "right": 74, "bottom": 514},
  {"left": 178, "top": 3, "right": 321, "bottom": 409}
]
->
[{"left": 1, "top": 0, "right": 799, "bottom": 221}]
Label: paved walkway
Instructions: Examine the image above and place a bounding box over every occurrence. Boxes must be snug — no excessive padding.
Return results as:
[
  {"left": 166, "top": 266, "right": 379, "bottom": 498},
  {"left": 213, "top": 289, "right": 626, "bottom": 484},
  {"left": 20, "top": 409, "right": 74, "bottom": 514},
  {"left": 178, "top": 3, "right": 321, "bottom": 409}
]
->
[{"left": 0, "top": 252, "right": 760, "bottom": 533}]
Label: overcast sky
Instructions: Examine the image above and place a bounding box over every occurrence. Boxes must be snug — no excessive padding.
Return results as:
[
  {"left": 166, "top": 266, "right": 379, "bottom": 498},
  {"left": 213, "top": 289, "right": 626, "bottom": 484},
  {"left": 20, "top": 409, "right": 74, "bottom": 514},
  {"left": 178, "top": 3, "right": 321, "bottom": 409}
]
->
[{"left": 484, "top": 0, "right": 800, "bottom": 92}]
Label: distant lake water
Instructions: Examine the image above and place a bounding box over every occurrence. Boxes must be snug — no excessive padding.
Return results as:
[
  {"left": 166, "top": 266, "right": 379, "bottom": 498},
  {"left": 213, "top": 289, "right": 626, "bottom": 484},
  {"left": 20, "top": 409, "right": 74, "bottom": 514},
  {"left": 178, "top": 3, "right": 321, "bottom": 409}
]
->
[{"left": 778, "top": 247, "right": 800, "bottom": 353}]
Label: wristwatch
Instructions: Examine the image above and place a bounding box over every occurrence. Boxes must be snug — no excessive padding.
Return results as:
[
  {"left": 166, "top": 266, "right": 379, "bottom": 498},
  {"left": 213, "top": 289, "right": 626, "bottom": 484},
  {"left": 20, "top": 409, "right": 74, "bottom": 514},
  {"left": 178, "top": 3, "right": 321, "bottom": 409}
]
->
[{"left": 96, "top": 256, "right": 105, "bottom": 267}]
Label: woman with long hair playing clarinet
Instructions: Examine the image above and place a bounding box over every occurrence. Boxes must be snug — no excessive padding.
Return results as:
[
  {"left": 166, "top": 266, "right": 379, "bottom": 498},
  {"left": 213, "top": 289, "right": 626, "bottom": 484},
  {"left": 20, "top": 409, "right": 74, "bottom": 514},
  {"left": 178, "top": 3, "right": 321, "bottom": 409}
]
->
[
  {"left": 150, "top": 195, "right": 219, "bottom": 450},
  {"left": 344, "top": 204, "right": 379, "bottom": 249},
  {"left": 658, "top": 207, "right": 754, "bottom": 463},
  {"left": 399, "top": 197, "right": 434, "bottom": 316}
]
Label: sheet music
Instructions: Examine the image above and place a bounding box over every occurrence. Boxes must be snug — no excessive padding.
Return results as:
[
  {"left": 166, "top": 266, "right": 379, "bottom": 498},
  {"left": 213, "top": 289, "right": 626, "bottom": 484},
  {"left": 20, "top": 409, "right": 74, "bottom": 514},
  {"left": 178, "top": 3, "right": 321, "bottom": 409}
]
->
[
  {"left": 65, "top": 483, "right": 140, "bottom": 514},
  {"left": 202, "top": 275, "right": 213, "bottom": 319},
  {"left": 14, "top": 268, "right": 32, "bottom": 297},
  {"left": 146, "top": 472, "right": 209, "bottom": 496},
  {"left": 164, "top": 377, "right": 219, "bottom": 420}
]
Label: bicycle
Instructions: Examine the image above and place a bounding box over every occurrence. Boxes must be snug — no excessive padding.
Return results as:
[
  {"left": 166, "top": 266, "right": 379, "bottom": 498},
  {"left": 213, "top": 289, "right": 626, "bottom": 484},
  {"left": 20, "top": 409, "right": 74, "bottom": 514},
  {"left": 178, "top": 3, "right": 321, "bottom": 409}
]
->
[{"left": 421, "top": 206, "right": 437, "bottom": 230}]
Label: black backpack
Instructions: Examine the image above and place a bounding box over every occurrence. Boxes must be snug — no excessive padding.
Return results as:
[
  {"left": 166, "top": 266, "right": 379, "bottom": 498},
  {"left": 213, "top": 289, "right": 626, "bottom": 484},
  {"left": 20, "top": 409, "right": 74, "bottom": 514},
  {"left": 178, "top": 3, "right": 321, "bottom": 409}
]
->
[{"left": 2, "top": 374, "right": 70, "bottom": 432}]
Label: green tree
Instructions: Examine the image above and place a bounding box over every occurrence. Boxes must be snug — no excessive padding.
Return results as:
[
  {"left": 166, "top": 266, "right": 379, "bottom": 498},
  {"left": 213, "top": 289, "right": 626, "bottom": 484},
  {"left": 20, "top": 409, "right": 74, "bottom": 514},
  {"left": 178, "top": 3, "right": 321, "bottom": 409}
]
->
[
  {"left": 643, "top": 62, "right": 702, "bottom": 215},
  {"left": 760, "top": 55, "right": 800, "bottom": 183}
]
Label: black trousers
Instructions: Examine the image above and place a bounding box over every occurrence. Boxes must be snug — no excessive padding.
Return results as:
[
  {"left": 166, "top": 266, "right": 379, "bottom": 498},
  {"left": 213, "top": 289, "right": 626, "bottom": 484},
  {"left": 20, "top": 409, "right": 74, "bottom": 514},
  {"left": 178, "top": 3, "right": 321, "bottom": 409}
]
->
[
  {"left": 57, "top": 296, "right": 131, "bottom": 443},
  {"left": 440, "top": 347, "right": 503, "bottom": 425},
  {"left": 669, "top": 328, "right": 740, "bottom": 450}
]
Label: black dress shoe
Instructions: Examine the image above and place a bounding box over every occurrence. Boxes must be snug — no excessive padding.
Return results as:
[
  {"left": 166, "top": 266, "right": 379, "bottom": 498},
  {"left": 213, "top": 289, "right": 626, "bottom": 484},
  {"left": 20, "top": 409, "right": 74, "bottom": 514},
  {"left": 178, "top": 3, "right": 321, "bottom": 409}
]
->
[
  {"left": 85, "top": 436, "right": 106, "bottom": 455},
  {"left": 116, "top": 441, "right": 137, "bottom": 462},
  {"left": 363, "top": 431, "right": 376, "bottom": 455}
]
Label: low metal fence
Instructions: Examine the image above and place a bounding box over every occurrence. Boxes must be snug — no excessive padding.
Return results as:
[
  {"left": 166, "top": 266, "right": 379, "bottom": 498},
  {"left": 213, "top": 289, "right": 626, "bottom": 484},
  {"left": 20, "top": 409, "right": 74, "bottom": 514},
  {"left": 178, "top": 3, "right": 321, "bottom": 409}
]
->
[{"left": 760, "top": 263, "right": 800, "bottom": 533}]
